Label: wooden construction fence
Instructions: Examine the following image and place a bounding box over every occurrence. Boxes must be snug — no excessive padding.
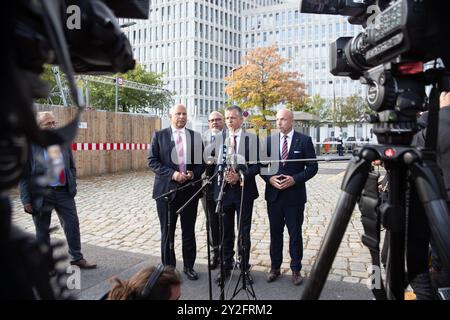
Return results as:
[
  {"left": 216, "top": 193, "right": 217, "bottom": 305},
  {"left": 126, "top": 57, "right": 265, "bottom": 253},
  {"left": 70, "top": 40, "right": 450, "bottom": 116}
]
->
[{"left": 35, "top": 105, "right": 160, "bottom": 177}]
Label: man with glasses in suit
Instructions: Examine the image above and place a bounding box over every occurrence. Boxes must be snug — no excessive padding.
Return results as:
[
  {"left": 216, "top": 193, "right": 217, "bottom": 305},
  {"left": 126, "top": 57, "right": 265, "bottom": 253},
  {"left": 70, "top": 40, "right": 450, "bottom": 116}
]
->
[{"left": 201, "top": 111, "right": 226, "bottom": 270}]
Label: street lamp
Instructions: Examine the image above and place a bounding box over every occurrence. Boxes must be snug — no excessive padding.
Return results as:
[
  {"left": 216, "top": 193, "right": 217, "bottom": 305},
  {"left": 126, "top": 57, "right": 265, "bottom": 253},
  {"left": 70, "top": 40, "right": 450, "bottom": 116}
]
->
[{"left": 329, "top": 80, "right": 336, "bottom": 115}]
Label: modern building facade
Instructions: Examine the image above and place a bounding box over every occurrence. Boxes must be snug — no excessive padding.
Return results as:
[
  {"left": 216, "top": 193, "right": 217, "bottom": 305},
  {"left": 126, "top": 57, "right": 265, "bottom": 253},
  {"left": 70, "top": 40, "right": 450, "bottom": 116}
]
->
[{"left": 122, "top": 0, "right": 365, "bottom": 133}]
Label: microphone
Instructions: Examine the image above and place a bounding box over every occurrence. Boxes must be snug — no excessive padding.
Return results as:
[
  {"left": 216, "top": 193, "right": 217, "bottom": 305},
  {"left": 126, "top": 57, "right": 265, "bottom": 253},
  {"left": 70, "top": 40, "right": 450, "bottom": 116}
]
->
[
  {"left": 217, "top": 144, "right": 228, "bottom": 186},
  {"left": 228, "top": 154, "right": 247, "bottom": 187},
  {"left": 205, "top": 156, "right": 215, "bottom": 177},
  {"left": 228, "top": 153, "right": 248, "bottom": 176}
]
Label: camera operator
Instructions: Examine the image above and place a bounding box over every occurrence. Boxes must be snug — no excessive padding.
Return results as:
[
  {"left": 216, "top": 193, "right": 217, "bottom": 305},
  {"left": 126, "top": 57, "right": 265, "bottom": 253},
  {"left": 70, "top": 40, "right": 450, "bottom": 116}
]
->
[
  {"left": 412, "top": 91, "right": 450, "bottom": 289},
  {"left": 201, "top": 111, "right": 226, "bottom": 270}
]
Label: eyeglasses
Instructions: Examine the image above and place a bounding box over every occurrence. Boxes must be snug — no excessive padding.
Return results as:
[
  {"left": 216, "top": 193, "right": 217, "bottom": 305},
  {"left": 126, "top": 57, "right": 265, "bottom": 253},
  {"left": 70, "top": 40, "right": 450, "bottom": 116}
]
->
[
  {"left": 40, "top": 121, "right": 57, "bottom": 127},
  {"left": 208, "top": 118, "right": 223, "bottom": 122}
]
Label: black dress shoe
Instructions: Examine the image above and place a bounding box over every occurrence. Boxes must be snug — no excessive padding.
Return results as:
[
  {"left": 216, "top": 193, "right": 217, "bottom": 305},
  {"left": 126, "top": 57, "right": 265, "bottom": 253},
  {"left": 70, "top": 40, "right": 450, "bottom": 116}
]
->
[
  {"left": 215, "top": 270, "right": 231, "bottom": 285},
  {"left": 183, "top": 267, "right": 199, "bottom": 280},
  {"left": 266, "top": 269, "right": 281, "bottom": 283},
  {"left": 292, "top": 271, "right": 304, "bottom": 286}
]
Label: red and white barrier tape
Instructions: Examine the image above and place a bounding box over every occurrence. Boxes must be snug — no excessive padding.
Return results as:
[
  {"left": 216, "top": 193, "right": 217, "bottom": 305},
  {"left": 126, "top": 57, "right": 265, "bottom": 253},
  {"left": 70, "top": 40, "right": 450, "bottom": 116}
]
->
[{"left": 71, "top": 143, "right": 151, "bottom": 151}]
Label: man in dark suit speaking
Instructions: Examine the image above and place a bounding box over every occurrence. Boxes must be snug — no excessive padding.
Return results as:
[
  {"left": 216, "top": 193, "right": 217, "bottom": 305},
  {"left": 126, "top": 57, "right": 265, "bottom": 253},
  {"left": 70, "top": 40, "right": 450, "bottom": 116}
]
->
[
  {"left": 261, "top": 108, "right": 318, "bottom": 285},
  {"left": 213, "top": 105, "right": 260, "bottom": 285},
  {"left": 148, "top": 104, "right": 205, "bottom": 280}
]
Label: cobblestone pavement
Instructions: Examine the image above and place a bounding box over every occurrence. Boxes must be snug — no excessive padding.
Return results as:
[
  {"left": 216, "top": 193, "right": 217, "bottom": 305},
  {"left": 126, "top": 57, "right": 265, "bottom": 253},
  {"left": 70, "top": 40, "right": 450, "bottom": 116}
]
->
[{"left": 9, "top": 162, "right": 372, "bottom": 285}]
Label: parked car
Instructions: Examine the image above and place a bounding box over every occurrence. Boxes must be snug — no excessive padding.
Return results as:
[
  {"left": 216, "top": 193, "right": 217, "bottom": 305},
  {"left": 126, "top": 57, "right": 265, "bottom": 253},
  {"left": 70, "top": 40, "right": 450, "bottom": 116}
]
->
[
  {"left": 344, "top": 137, "right": 356, "bottom": 151},
  {"left": 322, "top": 137, "right": 339, "bottom": 153}
]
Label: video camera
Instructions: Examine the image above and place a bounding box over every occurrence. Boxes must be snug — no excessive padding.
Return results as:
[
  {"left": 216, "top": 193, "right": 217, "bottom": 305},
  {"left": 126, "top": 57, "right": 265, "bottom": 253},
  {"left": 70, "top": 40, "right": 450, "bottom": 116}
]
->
[
  {"left": 1, "top": 0, "right": 148, "bottom": 190},
  {"left": 301, "top": 0, "right": 450, "bottom": 144},
  {"left": 0, "top": 0, "right": 149, "bottom": 299}
]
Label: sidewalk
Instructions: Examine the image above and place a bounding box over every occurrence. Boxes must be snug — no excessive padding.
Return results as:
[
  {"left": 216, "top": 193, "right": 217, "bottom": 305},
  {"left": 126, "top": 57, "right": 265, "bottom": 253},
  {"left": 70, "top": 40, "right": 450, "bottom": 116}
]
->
[
  {"left": 60, "top": 242, "right": 373, "bottom": 300},
  {"left": 9, "top": 162, "right": 374, "bottom": 293}
]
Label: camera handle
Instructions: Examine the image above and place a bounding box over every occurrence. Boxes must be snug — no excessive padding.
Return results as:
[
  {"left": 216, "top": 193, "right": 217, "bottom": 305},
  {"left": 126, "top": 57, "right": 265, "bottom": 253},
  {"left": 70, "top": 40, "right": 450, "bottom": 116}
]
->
[{"left": 301, "top": 145, "right": 450, "bottom": 300}]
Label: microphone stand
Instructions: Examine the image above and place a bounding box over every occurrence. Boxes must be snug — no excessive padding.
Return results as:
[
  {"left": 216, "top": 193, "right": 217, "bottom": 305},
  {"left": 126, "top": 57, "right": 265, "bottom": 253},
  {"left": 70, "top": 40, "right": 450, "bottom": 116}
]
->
[
  {"left": 230, "top": 171, "right": 257, "bottom": 300},
  {"left": 154, "top": 177, "right": 204, "bottom": 267},
  {"left": 176, "top": 171, "right": 219, "bottom": 300},
  {"left": 214, "top": 168, "right": 228, "bottom": 301}
]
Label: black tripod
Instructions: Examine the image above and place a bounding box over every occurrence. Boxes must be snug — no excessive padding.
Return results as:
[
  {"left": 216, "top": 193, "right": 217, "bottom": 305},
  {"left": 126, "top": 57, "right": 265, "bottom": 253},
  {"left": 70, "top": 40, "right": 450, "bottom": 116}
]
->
[
  {"left": 301, "top": 105, "right": 450, "bottom": 300},
  {"left": 229, "top": 174, "right": 256, "bottom": 300}
]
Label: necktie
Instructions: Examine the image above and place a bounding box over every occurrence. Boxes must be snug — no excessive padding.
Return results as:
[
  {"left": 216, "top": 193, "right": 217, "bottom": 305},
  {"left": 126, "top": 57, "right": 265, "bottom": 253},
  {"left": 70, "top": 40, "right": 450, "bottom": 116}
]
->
[
  {"left": 210, "top": 134, "right": 215, "bottom": 144},
  {"left": 231, "top": 135, "right": 237, "bottom": 154},
  {"left": 59, "top": 169, "right": 66, "bottom": 185},
  {"left": 281, "top": 135, "right": 288, "bottom": 165},
  {"left": 176, "top": 130, "right": 185, "bottom": 173}
]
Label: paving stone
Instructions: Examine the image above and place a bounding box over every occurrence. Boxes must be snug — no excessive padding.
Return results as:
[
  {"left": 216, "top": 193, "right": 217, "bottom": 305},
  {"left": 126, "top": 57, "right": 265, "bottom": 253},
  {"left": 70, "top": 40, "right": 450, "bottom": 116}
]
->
[{"left": 9, "top": 163, "right": 371, "bottom": 283}]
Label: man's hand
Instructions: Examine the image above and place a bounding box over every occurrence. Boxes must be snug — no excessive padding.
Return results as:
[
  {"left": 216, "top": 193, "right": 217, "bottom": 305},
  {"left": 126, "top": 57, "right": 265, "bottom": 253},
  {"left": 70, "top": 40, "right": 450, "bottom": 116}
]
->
[
  {"left": 269, "top": 175, "right": 283, "bottom": 190},
  {"left": 185, "top": 170, "right": 194, "bottom": 180},
  {"left": 24, "top": 203, "right": 33, "bottom": 214},
  {"left": 172, "top": 171, "right": 188, "bottom": 184},
  {"left": 279, "top": 175, "right": 295, "bottom": 190},
  {"left": 440, "top": 91, "right": 450, "bottom": 108},
  {"left": 372, "top": 160, "right": 382, "bottom": 167},
  {"left": 225, "top": 169, "right": 239, "bottom": 185}
]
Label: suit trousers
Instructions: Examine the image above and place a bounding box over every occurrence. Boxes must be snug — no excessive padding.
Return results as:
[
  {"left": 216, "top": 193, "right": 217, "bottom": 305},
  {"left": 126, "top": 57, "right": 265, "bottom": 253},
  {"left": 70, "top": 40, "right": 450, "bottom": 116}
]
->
[
  {"left": 156, "top": 190, "right": 198, "bottom": 269},
  {"left": 201, "top": 189, "right": 220, "bottom": 257},
  {"left": 222, "top": 198, "right": 254, "bottom": 271},
  {"left": 267, "top": 198, "right": 305, "bottom": 272},
  {"left": 33, "top": 188, "right": 83, "bottom": 261}
]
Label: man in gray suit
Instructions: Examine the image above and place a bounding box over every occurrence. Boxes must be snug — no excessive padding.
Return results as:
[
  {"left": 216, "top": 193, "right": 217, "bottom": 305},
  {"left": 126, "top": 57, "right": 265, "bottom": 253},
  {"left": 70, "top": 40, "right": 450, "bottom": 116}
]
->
[
  {"left": 19, "top": 112, "right": 96, "bottom": 269},
  {"left": 201, "top": 111, "right": 225, "bottom": 270}
]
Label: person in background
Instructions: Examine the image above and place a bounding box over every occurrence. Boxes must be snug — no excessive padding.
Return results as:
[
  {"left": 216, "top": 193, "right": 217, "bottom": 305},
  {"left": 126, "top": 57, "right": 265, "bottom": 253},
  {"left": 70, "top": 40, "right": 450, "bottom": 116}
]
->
[
  {"left": 19, "top": 111, "right": 96, "bottom": 271},
  {"left": 201, "top": 111, "right": 225, "bottom": 270}
]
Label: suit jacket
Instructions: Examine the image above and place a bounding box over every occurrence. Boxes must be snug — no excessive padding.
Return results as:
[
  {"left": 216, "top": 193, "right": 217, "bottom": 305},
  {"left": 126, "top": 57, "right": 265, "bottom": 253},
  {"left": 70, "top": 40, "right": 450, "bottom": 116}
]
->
[
  {"left": 148, "top": 127, "right": 205, "bottom": 200},
  {"left": 414, "top": 106, "right": 450, "bottom": 196},
  {"left": 213, "top": 131, "right": 260, "bottom": 206},
  {"left": 261, "top": 131, "right": 318, "bottom": 206},
  {"left": 19, "top": 144, "right": 77, "bottom": 210}
]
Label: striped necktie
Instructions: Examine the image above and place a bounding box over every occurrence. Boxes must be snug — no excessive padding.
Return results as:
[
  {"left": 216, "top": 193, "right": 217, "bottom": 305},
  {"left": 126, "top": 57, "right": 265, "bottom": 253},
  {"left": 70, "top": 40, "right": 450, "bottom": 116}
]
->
[{"left": 281, "top": 135, "right": 288, "bottom": 165}]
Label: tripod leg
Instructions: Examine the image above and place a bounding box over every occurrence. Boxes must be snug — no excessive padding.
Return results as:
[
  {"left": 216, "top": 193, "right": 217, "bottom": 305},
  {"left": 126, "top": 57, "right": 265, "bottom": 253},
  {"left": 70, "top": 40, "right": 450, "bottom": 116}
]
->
[
  {"left": 301, "top": 152, "right": 374, "bottom": 300},
  {"left": 383, "top": 166, "right": 407, "bottom": 300},
  {"left": 410, "top": 159, "right": 450, "bottom": 276}
]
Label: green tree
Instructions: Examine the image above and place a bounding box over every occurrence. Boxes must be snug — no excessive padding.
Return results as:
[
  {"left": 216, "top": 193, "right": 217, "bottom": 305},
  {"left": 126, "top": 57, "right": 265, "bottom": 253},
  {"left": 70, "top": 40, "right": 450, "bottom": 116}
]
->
[
  {"left": 36, "top": 64, "right": 173, "bottom": 113},
  {"left": 327, "top": 94, "right": 371, "bottom": 135},
  {"left": 35, "top": 64, "right": 69, "bottom": 105},
  {"left": 341, "top": 94, "right": 371, "bottom": 136},
  {"left": 89, "top": 64, "right": 173, "bottom": 113}
]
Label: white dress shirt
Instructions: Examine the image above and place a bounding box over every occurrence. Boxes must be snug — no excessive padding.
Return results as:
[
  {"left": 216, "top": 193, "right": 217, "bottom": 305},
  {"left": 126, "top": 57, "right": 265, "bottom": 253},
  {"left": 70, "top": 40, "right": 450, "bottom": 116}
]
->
[
  {"left": 171, "top": 126, "right": 187, "bottom": 169},
  {"left": 279, "top": 129, "right": 294, "bottom": 158},
  {"left": 228, "top": 128, "right": 242, "bottom": 154}
]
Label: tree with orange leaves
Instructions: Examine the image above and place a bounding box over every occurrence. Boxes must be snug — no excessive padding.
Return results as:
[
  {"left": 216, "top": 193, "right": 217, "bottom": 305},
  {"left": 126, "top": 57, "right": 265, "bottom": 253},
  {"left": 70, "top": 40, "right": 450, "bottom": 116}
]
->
[{"left": 224, "top": 45, "right": 307, "bottom": 130}]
